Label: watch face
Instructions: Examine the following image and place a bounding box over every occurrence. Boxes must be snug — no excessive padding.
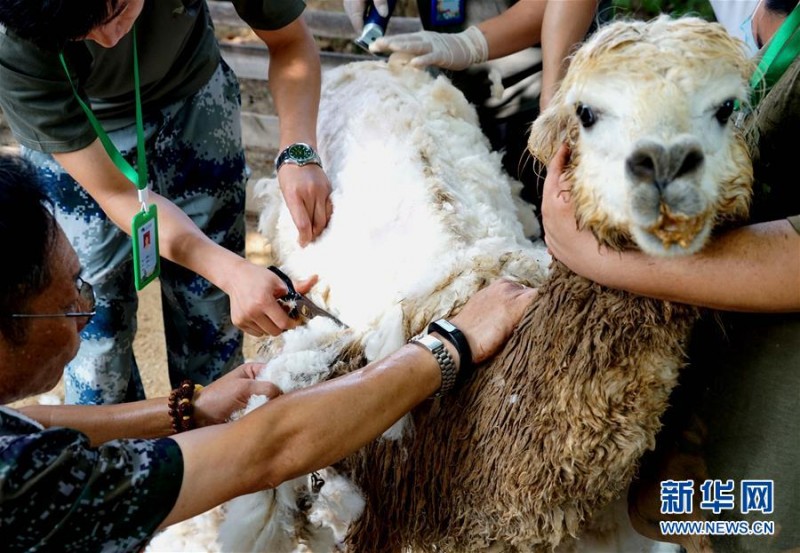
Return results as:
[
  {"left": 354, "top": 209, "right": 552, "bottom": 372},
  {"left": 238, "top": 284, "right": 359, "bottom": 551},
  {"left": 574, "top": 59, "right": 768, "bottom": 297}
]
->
[{"left": 288, "top": 143, "right": 314, "bottom": 162}]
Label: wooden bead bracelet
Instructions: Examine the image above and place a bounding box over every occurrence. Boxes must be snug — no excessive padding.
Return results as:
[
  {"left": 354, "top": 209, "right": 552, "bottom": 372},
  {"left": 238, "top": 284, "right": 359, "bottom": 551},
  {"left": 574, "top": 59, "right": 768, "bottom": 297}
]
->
[{"left": 168, "top": 379, "right": 204, "bottom": 433}]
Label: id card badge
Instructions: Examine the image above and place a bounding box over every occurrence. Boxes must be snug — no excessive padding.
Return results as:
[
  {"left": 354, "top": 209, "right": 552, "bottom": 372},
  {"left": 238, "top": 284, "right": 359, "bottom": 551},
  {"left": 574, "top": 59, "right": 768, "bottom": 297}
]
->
[
  {"left": 132, "top": 204, "right": 160, "bottom": 290},
  {"left": 431, "top": 0, "right": 465, "bottom": 26}
]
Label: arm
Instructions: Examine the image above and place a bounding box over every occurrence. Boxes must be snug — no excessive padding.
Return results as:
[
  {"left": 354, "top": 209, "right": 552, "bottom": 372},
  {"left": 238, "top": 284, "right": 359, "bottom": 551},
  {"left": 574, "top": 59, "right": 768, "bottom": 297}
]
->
[
  {"left": 18, "top": 363, "right": 281, "bottom": 446},
  {"left": 53, "top": 142, "right": 303, "bottom": 337},
  {"left": 539, "top": 0, "right": 597, "bottom": 109},
  {"left": 542, "top": 145, "right": 800, "bottom": 312},
  {"left": 370, "top": 2, "right": 547, "bottom": 70},
  {"left": 369, "top": 0, "right": 595, "bottom": 92},
  {"left": 162, "top": 279, "right": 538, "bottom": 527},
  {"left": 476, "top": 1, "right": 547, "bottom": 60},
  {"left": 254, "top": 16, "right": 333, "bottom": 247}
]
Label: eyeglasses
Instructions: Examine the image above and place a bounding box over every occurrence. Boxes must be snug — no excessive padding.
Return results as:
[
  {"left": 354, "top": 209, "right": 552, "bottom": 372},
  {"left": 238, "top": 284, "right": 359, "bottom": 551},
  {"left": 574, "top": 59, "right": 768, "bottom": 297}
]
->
[{"left": 7, "top": 277, "right": 96, "bottom": 319}]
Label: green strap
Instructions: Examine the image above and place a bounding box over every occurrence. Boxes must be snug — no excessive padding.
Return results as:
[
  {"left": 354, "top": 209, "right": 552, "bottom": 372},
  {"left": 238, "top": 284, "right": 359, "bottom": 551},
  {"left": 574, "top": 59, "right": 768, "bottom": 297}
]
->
[
  {"left": 751, "top": 3, "right": 800, "bottom": 107},
  {"left": 59, "top": 25, "right": 148, "bottom": 190}
]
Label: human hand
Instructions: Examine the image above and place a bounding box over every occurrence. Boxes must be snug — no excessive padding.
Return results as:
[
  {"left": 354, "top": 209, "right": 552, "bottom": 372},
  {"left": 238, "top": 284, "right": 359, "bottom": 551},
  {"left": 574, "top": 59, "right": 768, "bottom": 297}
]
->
[
  {"left": 344, "top": 0, "right": 390, "bottom": 33},
  {"left": 541, "top": 143, "right": 576, "bottom": 259},
  {"left": 370, "top": 26, "right": 488, "bottom": 71},
  {"left": 450, "top": 279, "right": 538, "bottom": 365},
  {"left": 277, "top": 164, "right": 333, "bottom": 247},
  {"left": 193, "top": 363, "right": 283, "bottom": 427},
  {"left": 225, "top": 260, "right": 318, "bottom": 337},
  {"left": 542, "top": 144, "right": 612, "bottom": 277}
]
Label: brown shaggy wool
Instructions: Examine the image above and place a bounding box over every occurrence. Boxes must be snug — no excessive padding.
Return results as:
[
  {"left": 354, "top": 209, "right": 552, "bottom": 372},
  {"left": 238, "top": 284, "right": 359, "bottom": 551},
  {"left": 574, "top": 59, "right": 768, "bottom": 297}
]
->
[
  {"left": 328, "top": 17, "right": 757, "bottom": 552},
  {"left": 341, "top": 262, "right": 698, "bottom": 551},
  {"left": 321, "top": 16, "right": 759, "bottom": 552}
]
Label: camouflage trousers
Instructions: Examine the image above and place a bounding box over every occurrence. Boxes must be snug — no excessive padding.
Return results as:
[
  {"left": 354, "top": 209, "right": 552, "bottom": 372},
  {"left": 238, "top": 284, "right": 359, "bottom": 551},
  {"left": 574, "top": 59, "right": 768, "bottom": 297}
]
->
[{"left": 22, "top": 61, "right": 246, "bottom": 404}]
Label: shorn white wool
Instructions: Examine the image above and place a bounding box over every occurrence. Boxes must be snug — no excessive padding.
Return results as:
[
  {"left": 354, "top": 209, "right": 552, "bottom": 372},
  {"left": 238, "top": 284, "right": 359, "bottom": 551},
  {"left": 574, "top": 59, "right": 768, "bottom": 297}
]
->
[{"left": 146, "top": 58, "right": 547, "bottom": 552}]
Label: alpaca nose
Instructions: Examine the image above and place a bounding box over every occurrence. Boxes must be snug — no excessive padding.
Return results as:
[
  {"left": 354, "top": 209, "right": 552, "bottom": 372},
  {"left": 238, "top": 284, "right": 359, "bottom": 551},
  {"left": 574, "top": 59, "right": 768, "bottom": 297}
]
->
[{"left": 626, "top": 139, "right": 704, "bottom": 192}]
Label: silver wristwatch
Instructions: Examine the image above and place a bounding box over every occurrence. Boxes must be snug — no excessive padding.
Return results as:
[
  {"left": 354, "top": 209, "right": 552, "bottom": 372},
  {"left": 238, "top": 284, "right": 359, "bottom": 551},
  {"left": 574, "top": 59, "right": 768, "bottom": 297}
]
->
[
  {"left": 274, "top": 142, "right": 322, "bottom": 172},
  {"left": 409, "top": 334, "right": 457, "bottom": 397}
]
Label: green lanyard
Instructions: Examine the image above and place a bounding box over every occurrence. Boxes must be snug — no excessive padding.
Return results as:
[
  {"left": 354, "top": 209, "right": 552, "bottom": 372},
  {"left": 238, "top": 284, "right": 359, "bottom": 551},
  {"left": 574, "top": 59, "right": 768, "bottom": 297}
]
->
[
  {"left": 59, "top": 25, "right": 147, "bottom": 191},
  {"left": 59, "top": 24, "right": 160, "bottom": 290},
  {"left": 751, "top": 2, "right": 800, "bottom": 107}
]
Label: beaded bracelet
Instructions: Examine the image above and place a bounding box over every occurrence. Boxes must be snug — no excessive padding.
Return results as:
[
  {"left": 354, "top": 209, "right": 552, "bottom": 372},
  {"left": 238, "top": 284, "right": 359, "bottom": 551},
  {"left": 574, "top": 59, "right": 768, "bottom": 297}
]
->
[{"left": 167, "top": 380, "right": 204, "bottom": 434}]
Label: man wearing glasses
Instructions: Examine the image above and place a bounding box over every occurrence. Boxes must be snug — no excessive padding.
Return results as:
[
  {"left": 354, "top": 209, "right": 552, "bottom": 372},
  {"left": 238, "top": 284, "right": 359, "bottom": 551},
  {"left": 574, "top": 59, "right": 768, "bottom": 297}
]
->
[
  {"left": 10, "top": 277, "right": 97, "bottom": 321},
  {"left": 0, "top": 152, "right": 535, "bottom": 552},
  {"left": 0, "top": 0, "right": 332, "bottom": 406}
]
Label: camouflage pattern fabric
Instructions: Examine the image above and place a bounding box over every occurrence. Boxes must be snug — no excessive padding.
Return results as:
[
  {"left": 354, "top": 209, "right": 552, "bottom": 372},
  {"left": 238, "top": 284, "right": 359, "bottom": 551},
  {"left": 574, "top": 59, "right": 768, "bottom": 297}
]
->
[
  {"left": 0, "top": 406, "right": 183, "bottom": 552},
  {"left": 22, "top": 61, "right": 246, "bottom": 404}
]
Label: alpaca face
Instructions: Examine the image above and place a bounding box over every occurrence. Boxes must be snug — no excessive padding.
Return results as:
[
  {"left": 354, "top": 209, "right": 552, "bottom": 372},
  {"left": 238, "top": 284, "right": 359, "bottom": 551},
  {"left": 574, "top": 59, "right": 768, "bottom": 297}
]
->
[{"left": 530, "top": 17, "right": 755, "bottom": 256}]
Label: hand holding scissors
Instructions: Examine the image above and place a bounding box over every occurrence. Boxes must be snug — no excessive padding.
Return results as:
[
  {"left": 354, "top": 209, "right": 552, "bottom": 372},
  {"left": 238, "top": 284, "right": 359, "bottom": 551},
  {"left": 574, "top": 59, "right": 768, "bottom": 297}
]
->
[{"left": 268, "top": 265, "right": 348, "bottom": 328}]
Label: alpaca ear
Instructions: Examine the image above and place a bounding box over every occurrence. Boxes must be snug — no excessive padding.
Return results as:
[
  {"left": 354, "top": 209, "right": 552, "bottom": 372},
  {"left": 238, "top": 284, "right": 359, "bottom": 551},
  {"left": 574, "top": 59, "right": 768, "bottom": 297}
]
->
[{"left": 527, "top": 102, "right": 571, "bottom": 166}]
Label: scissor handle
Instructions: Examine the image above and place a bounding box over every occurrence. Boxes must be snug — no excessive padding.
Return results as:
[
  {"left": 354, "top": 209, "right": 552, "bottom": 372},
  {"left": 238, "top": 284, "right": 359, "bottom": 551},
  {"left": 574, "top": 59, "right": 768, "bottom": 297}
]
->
[
  {"left": 268, "top": 265, "right": 302, "bottom": 319},
  {"left": 268, "top": 265, "right": 298, "bottom": 297}
]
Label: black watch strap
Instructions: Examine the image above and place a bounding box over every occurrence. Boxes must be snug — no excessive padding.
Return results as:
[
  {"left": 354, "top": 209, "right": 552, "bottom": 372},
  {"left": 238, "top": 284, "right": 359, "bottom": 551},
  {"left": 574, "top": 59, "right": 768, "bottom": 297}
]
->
[{"left": 428, "top": 318, "right": 472, "bottom": 376}]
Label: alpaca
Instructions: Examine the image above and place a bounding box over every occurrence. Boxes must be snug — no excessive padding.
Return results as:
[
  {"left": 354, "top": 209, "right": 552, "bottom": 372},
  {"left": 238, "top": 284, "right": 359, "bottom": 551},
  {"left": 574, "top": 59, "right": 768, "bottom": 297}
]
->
[
  {"left": 147, "top": 15, "right": 754, "bottom": 553},
  {"left": 148, "top": 52, "right": 547, "bottom": 553},
  {"left": 343, "top": 17, "right": 754, "bottom": 552}
]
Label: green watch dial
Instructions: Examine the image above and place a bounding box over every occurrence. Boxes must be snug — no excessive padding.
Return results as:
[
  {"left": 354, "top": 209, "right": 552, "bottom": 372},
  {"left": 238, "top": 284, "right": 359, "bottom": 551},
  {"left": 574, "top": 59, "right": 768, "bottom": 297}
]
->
[
  {"left": 288, "top": 143, "right": 314, "bottom": 161},
  {"left": 276, "top": 142, "right": 322, "bottom": 171}
]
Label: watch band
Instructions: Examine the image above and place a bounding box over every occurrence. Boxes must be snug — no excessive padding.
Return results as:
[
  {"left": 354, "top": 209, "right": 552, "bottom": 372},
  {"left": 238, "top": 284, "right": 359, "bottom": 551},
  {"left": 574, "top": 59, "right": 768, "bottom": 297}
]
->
[
  {"left": 428, "top": 318, "right": 472, "bottom": 376},
  {"left": 409, "top": 334, "right": 458, "bottom": 397}
]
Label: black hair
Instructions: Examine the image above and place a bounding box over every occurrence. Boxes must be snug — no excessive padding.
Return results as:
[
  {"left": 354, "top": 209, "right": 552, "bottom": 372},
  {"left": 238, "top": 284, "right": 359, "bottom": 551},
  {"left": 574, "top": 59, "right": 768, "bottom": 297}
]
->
[
  {"left": 0, "top": 153, "right": 57, "bottom": 344},
  {"left": 0, "top": 0, "right": 120, "bottom": 51},
  {"left": 766, "top": 0, "right": 800, "bottom": 16}
]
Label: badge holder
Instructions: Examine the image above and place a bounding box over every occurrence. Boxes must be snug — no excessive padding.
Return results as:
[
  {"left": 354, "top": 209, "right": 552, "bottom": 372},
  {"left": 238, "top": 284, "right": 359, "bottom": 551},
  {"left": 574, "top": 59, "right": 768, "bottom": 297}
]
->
[
  {"left": 61, "top": 24, "right": 160, "bottom": 291},
  {"left": 132, "top": 190, "right": 160, "bottom": 290}
]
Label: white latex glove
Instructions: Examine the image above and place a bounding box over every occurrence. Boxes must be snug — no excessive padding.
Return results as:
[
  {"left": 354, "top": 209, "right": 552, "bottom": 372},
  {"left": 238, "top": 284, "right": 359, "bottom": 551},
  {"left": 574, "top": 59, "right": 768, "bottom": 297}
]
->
[
  {"left": 344, "top": 0, "right": 390, "bottom": 33},
  {"left": 370, "top": 26, "right": 489, "bottom": 71}
]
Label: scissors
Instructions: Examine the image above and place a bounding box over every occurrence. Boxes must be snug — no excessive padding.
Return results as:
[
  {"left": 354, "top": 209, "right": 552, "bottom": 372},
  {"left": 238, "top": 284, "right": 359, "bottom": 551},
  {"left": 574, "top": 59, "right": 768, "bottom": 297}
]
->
[{"left": 268, "top": 265, "right": 348, "bottom": 328}]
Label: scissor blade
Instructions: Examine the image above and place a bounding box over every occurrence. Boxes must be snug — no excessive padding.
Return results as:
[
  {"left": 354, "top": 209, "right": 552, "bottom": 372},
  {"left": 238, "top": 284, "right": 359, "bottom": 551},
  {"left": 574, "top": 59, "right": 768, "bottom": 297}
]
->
[{"left": 295, "top": 296, "right": 349, "bottom": 328}]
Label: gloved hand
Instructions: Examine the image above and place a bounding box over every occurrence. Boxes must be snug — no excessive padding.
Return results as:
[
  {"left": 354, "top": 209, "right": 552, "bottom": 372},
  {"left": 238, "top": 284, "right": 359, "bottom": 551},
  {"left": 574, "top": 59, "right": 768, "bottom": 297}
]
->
[
  {"left": 344, "top": 0, "right": 390, "bottom": 33},
  {"left": 370, "top": 26, "right": 489, "bottom": 71}
]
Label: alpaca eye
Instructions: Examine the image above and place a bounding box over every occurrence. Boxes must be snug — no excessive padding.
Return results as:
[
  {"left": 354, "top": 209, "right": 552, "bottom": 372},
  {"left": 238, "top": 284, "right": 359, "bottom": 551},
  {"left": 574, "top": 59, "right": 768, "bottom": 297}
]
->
[
  {"left": 715, "top": 99, "right": 735, "bottom": 125},
  {"left": 576, "top": 103, "right": 596, "bottom": 128}
]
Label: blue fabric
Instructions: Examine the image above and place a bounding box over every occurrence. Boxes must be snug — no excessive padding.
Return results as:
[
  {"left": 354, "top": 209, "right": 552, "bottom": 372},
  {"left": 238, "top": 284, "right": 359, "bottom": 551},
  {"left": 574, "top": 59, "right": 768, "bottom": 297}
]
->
[
  {"left": 22, "top": 62, "right": 246, "bottom": 404},
  {"left": 0, "top": 406, "right": 183, "bottom": 552}
]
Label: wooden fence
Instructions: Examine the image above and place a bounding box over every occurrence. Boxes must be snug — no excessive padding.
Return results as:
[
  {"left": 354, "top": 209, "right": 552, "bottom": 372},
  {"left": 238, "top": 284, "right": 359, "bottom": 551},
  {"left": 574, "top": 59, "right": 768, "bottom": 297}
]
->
[{"left": 209, "top": 1, "right": 421, "bottom": 79}]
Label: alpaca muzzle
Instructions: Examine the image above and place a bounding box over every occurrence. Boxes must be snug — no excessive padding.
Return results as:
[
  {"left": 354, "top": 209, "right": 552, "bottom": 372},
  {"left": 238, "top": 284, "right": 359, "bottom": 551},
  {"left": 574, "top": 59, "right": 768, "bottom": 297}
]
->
[
  {"left": 627, "top": 138, "right": 707, "bottom": 248},
  {"left": 626, "top": 138, "right": 705, "bottom": 193}
]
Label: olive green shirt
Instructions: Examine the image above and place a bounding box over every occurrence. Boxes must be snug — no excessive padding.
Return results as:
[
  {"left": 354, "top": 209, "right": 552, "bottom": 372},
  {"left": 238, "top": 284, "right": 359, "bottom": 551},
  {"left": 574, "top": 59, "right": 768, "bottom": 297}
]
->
[{"left": 0, "top": 0, "right": 305, "bottom": 153}]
